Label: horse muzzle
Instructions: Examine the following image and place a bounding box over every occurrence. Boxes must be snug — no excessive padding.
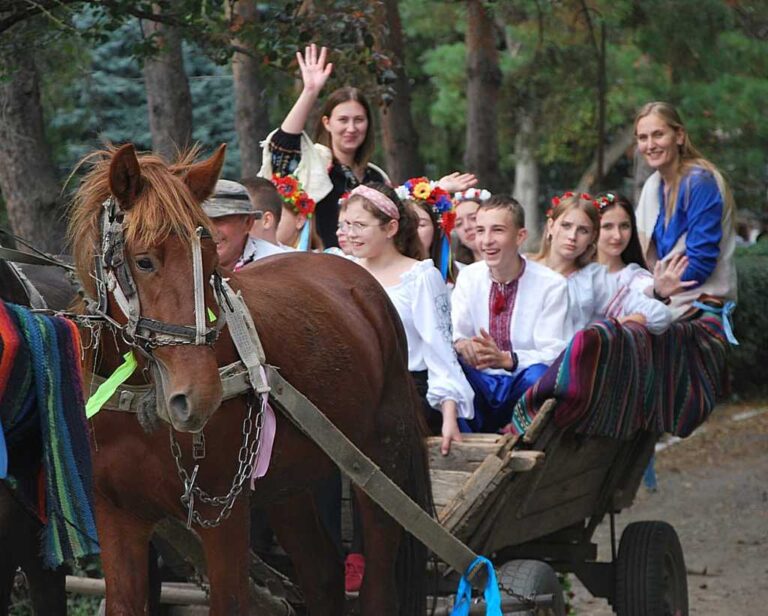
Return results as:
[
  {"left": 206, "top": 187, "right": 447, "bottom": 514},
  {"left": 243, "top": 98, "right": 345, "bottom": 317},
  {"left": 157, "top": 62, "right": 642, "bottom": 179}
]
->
[{"left": 152, "top": 357, "right": 223, "bottom": 433}]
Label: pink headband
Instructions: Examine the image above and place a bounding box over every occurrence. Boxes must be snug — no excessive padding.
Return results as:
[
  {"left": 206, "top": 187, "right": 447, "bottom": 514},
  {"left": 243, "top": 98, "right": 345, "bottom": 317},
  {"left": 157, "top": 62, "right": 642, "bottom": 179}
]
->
[{"left": 348, "top": 185, "right": 400, "bottom": 220}]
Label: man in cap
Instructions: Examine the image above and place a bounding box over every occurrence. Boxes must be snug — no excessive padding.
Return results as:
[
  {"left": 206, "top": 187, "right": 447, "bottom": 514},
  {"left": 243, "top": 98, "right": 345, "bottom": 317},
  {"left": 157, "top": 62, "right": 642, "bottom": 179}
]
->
[{"left": 203, "top": 179, "right": 285, "bottom": 271}]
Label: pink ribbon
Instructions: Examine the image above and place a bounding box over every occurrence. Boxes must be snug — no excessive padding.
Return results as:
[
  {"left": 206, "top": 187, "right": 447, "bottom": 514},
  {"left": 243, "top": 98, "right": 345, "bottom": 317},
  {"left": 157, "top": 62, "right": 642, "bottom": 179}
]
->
[
  {"left": 250, "top": 366, "right": 276, "bottom": 487},
  {"left": 348, "top": 185, "right": 400, "bottom": 219}
]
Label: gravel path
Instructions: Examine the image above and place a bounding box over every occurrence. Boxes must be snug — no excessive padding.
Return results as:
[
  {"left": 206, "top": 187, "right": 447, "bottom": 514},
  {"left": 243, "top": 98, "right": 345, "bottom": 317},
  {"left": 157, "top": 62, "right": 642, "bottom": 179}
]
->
[{"left": 570, "top": 402, "right": 768, "bottom": 615}]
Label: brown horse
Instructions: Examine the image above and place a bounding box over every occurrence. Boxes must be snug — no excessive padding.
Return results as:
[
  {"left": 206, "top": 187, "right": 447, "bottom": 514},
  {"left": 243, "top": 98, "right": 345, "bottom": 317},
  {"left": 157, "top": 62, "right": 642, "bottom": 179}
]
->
[{"left": 69, "top": 144, "right": 430, "bottom": 615}]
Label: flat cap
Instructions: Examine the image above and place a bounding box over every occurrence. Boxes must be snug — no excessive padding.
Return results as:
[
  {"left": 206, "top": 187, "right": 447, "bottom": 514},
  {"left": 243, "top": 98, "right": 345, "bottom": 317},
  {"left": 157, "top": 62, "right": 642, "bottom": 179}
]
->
[{"left": 203, "top": 179, "right": 262, "bottom": 219}]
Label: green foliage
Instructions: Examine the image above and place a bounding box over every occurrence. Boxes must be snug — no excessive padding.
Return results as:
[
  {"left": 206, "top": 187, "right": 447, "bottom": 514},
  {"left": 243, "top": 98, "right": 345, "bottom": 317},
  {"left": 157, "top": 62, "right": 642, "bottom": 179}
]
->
[
  {"left": 731, "top": 247, "right": 768, "bottom": 397},
  {"left": 4, "top": 0, "right": 767, "bottom": 207}
]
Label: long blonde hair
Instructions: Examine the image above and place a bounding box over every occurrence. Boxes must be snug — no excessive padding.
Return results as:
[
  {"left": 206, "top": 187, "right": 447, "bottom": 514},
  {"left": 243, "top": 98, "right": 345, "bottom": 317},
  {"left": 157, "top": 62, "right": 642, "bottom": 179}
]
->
[
  {"left": 535, "top": 193, "right": 601, "bottom": 269},
  {"left": 634, "top": 102, "right": 735, "bottom": 222}
]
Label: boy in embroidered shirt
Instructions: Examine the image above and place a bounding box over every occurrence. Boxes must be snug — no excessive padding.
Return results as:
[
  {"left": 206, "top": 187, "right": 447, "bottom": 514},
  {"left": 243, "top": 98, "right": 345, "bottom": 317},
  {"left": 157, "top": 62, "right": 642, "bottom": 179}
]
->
[{"left": 451, "top": 195, "right": 571, "bottom": 432}]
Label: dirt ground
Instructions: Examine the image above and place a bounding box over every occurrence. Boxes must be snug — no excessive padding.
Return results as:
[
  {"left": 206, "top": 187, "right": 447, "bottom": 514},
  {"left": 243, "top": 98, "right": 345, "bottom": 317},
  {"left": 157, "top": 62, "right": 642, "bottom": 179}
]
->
[{"left": 570, "top": 401, "right": 768, "bottom": 615}]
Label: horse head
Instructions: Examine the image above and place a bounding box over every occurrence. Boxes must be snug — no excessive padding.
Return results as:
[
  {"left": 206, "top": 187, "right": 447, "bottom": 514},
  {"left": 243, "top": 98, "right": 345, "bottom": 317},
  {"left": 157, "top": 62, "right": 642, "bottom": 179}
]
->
[{"left": 70, "top": 143, "right": 228, "bottom": 433}]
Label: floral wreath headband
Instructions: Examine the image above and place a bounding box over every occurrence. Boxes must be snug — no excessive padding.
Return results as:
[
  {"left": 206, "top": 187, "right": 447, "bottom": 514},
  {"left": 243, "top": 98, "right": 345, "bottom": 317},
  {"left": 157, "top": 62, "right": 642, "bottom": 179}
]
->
[
  {"left": 272, "top": 174, "right": 316, "bottom": 218},
  {"left": 454, "top": 188, "right": 492, "bottom": 203},
  {"left": 545, "top": 191, "right": 616, "bottom": 218},
  {"left": 395, "top": 176, "right": 456, "bottom": 235}
]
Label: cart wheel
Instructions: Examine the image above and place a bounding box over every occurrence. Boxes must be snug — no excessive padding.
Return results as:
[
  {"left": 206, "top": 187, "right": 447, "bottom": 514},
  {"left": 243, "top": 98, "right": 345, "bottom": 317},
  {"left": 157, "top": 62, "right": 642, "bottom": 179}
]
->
[
  {"left": 615, "top": 521, "right": 688, "bottom": 616},
  {"left": 497, "top": 559, "right": 566, "bottom": 615}
]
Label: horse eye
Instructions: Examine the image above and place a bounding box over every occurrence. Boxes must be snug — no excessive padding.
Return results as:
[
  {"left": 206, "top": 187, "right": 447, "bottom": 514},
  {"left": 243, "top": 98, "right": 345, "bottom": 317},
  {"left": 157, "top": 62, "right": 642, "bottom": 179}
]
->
[{"left": 135, "top": 257, "right": 155, "bottom": 272}]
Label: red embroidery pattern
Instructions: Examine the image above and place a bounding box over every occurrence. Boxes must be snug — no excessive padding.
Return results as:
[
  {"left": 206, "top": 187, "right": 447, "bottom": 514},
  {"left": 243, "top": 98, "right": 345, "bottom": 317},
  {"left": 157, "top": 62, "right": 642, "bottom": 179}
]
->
[{"left": 488, "top": 260, "right": 526, "bottom": 353}]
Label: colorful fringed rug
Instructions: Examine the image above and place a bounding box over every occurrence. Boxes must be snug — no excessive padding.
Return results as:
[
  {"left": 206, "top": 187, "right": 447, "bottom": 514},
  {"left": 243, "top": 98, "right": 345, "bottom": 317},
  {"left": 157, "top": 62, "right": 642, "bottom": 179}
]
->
[
  {"left": 509, "top": 315, "right": 729, "bottom": 439},
  {"left": 0, "top": 300, "right": 99, "bottom": 567}
]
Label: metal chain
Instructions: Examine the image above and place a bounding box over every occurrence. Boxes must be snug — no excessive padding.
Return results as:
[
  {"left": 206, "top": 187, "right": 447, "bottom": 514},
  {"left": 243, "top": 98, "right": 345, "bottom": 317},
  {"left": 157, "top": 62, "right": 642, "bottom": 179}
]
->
[
  {"left": 169, "top": 393, "right": 265, "bottom": 529},
  {"left": 496, "top": 575, "right": 540, "bottom": 607}
]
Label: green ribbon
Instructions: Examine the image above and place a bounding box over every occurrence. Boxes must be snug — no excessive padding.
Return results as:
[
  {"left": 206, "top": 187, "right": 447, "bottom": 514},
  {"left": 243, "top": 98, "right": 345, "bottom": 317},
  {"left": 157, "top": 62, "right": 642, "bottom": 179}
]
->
[
  {"left": 207, "top": 307, "right": 217, "bottom": 322},
  {"left": 85, "top": 352, "right": 138, "bottom": 418}
]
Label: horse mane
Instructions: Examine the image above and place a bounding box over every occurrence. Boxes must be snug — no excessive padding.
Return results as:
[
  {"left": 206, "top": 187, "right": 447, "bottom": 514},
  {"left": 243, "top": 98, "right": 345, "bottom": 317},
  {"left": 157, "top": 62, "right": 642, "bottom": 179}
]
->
[{"left": 67, "top": 145, "right": 212, "bottom": 297}]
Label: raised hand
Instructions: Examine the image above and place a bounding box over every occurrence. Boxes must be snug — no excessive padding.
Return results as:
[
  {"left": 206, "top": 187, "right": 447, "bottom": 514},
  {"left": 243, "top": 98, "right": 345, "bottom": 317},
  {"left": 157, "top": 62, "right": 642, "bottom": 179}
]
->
[
  {"left": 438, "top": 172, "right": 478, "bottom": 194},
  {"left": 653, "top": 254, "right": 697, "bottom": 299},
  {"left": 296, "top": 43, "right": 333, "bottom": 94}
]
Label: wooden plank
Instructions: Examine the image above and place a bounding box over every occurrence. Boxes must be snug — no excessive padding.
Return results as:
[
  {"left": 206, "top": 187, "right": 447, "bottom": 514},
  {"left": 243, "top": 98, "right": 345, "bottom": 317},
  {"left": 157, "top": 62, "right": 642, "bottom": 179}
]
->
[
  {"left": 531, "top": 437, "right": 620, "bottom": 491},
  {"left": 507, "top": 450, "right": 545, "bottom": 472},
  {"left": 426, "top": 436, "right": 506, "bottom": 472},
  {"left": 487, "top": 492, "right": 598, "bottom": 549},
  {"left": 522, "top": 398, "right": 557, "bottom": 444},
  {"left": 519, "top": 465, "right": 608, "bottom": 518},
  {"left": 66, "top": 576, "right": 207, "bottom": 605},
  {"left": 438, "top": 455, "right": 505, "bottom": 529},
  {"left": 430, "top": 469, "right": 473, "bottom": 509}
]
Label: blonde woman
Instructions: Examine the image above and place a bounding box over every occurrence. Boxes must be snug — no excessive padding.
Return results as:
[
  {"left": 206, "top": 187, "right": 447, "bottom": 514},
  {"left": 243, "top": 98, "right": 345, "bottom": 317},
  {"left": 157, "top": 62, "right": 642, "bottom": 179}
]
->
[{"left": 634, "top": 102, "right": 737, "bottom": 324}]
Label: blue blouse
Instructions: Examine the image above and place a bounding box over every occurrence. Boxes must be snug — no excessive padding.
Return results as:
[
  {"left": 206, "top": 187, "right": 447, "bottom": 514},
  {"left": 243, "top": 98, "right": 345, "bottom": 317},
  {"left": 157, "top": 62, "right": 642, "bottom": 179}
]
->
[{"left": 654, "top": 168, "right": 723, "bottom": 286}]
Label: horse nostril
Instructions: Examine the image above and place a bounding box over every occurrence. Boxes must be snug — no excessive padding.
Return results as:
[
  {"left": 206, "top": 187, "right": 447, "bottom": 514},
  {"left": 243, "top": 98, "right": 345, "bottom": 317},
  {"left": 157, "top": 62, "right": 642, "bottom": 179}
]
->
[{"left": 169, "top": 393, "right": 191, "bottom": 420}]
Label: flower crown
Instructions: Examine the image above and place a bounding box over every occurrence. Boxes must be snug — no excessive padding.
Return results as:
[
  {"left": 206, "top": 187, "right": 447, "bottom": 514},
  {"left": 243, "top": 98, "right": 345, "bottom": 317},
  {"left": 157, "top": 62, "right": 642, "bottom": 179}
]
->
[
  {"left": 595, "top": 193, "right": 617, "bottom": 210},
  {"left": 395, "top": 177, "right": 456, "bottom": 235},
  {"left": 546, "top": 191, "right": 605, "bottom": 218},
  {"left": 454, "top": 188, "right": 492, "bottom": 203},
  {"left": 272, "top": 174, "right": 316, "bottom": 218}
]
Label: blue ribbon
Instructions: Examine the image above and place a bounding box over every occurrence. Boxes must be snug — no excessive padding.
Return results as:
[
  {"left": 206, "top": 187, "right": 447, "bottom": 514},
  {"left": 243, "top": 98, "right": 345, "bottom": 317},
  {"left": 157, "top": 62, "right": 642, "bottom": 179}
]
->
[
  {"left": 450, "top": 556, "right": 502, "bottom": 616},
  {"left": 693, "top": 300, "right": 739, "bottom": 345},
  {"left": 440, "top": 233, "right": 451, "bottom": 280},
  {"left": 297, "top": 221, "right": 311, "bottom": 251},
  {"left": 0, "top": 422, "right": 7, "bottom": 478}
]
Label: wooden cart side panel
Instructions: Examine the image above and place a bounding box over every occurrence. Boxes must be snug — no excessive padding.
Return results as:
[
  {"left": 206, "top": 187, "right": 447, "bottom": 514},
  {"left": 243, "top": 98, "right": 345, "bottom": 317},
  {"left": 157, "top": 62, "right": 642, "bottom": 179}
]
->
[{"left": 479, "top": 434, "right": 626, "bottom": 552}]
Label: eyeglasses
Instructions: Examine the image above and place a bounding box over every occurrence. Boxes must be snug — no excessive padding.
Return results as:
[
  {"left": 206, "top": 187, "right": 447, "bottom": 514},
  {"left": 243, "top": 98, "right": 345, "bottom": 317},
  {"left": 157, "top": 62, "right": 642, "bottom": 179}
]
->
[{"left": 337, "top": 221, "right": 384, "bottom": 234}]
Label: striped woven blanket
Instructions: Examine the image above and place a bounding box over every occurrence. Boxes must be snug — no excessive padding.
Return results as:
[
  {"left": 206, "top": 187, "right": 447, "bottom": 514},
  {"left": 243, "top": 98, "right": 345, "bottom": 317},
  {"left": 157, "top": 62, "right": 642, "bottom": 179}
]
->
[
  {"left": 509, "top": 316, "right": 729, "bottom": 439},
  {"left": 0, "top": 300, "right": 99, "bottom": 567}
]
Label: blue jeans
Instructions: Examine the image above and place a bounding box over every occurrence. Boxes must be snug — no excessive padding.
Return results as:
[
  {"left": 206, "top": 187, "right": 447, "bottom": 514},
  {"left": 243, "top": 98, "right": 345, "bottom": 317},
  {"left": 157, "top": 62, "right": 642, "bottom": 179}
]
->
[{"left": 458, "top": 362, "right": 549, "bottom": 433}]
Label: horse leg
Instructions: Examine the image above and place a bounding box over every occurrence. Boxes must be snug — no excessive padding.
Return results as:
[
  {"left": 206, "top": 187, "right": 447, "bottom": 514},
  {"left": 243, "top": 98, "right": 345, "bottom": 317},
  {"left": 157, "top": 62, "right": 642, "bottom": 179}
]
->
[
  {"left": 0, "top": 485, "right": 17, "bottom": 616},
  {"left": 19, "top": 557, "right": 67, "bottom": 616},
  {"left": 267, "top": 491, "right": 344, "bottom": 615},
  {"left": 94, "top": 495, "right": 154, "bottom": 615},
  {"left": 354, "top": 487, "right": 403, "bottom": 616},
  {"left": 198, "top": 498, "right": 250, "bottom": 615}
]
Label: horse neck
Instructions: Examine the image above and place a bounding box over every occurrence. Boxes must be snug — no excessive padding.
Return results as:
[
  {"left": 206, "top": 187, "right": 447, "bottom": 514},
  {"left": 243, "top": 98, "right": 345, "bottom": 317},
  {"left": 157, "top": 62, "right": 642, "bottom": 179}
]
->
[{"left": 0, "top": 259, "right": 33, "bottom": 305}]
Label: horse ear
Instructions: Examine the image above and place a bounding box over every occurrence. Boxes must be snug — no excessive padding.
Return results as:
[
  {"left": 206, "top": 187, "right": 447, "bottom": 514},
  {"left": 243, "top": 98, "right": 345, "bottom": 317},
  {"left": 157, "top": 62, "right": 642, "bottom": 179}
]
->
[
  {"left": 109, "top": 144, "right": 144, "bottom": 211},
  {"left": 184, "top": 144, "right": 227, "bottom": 204}
]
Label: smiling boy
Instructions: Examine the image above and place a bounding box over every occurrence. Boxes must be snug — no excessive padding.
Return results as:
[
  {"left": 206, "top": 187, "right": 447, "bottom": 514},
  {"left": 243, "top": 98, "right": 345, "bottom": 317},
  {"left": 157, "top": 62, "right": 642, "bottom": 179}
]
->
[{"left": 451, "top": 195, "right": 571, "bottom": 432}]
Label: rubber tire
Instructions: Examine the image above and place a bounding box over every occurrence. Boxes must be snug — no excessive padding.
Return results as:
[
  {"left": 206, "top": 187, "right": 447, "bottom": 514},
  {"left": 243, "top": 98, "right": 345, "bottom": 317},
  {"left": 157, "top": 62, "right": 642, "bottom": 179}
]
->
[
  {"left": 497, "top": 559, "right": 566, "bottom": 615},
  {"left": 615, "top": 521, "right": 689, "bottom": 616}
]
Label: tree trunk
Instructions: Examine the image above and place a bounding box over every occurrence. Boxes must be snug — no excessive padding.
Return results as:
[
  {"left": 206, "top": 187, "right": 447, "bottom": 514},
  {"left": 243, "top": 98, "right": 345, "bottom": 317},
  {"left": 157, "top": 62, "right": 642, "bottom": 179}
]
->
[
  {"left": 633, "top": 146, "right": 653, "bottom": 206},
  {"left": 464, "top": 0, "right": 502, "bottom": 191},
  {"left": 142, "top": 17, "right": 193, "bottom": 160},
  {"left": 513, "top": 112, "right": 540, "bottom": 248},
  {"left": 376, "top": 0, "right": 423, "bottom": 184},
  {"left": 0, "top": 45, "right": 66, "bottom": 253},
  {"left": 576, "top": 124, "right": 636, "bottom": 194},
  {"left": 231, "top": 0, "right": 271, "bottom": 179}
]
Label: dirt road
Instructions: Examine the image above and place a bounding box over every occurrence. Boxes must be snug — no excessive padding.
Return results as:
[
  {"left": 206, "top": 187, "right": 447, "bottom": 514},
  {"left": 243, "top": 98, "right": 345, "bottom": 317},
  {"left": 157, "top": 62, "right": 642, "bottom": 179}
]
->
[{"left": 571, "top": 402, "right": 768, "bottom": 615}]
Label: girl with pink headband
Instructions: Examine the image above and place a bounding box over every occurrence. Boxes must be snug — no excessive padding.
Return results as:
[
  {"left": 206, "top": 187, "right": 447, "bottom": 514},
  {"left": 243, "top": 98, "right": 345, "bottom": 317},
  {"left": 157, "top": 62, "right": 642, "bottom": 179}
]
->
[
  {"left": 339, "top": 182, "right": 474, "bottom": 587},
  {"left": 340, "top": 182, "right": 474, "bottom": 447}
]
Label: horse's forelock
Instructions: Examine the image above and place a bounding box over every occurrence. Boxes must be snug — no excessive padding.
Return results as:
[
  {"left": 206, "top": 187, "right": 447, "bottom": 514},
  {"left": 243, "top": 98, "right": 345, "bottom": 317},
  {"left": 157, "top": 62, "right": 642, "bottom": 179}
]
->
[{"left": 68, "top": 147, "right": 213, "bottom": 296}]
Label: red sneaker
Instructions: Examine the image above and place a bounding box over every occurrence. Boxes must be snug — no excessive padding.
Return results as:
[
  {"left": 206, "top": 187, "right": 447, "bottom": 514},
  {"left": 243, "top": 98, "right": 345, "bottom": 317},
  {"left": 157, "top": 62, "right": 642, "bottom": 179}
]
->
[{"left": 345, "top": 553, "right": 365, "bottom": 593}]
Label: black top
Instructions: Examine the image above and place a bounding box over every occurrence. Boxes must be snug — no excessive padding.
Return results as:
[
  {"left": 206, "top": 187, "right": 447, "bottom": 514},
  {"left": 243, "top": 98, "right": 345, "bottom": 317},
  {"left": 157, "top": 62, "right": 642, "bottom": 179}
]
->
[{"left": 268, "top": 129, "right": 386, "bottom": 248}]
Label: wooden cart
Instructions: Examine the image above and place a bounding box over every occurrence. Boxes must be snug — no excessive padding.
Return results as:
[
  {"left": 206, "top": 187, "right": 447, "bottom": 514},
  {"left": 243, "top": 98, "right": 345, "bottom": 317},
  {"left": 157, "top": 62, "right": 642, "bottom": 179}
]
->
[{"left": 426, "top": 398, "right": 688, "bottom": 615}]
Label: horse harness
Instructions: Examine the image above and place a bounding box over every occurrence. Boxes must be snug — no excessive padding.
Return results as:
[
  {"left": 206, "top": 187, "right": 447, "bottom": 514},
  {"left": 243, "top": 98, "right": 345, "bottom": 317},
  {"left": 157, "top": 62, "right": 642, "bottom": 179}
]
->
[{"left": 94, "top": 197, "right": 278, "bottom": 527}]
